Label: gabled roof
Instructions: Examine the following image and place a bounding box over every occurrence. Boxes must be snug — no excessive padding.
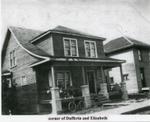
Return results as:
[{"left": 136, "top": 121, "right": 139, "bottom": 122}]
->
[
  {"left": 9, "top": 26, "right": 51, "bottom": 58},
  {"left": 31, "top": 25, "right": 106, "bottom": 43},
  {"left": 9, "top": 26, "right": 43, "bottom": 43},
  {"left": 2, "top": 26, "right": 51, "bottom": 63},
  {"left": 104, "top": 36, "right": 150, "bottom": 54}
]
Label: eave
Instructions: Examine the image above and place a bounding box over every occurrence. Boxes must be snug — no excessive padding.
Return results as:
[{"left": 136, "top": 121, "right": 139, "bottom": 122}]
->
[
  {"left": 29, "top": 57, "right": 125, "bottom": 67},
  {"left": 31, "top": 30, "right": 106, "bottom": 43}
]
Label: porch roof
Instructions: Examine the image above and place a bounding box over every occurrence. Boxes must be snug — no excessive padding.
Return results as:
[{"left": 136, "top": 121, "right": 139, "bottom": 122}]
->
[{"left": 29, "top": 56, "right": 125, "bottom": 67}]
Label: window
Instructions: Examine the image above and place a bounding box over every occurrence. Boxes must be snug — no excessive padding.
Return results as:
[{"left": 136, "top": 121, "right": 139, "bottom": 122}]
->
[
  {"left": 10, "top": 50, "right": 16, "bottom": 68},
  {"left": 6, "top": 78, "right": 12, "bottom": 88},
  {"left": 138, "top": 50, "right": 142, "bottom": 61},
  {"left": 84, "top": 40, "right": 97, "bottom": 58},
  {"left": 123, "top": 74, "right": 129, "bottom": 81},
  {"left": 21, "top": 76, "right": 27, "bottom": 86},
  {"left": 140, "top": 68, "right": 146, "bottom": 87},
  {"left": 63, "top": 38, "right": 78, "bottom": 57},
  {"left": 56, "top": 72, "right": 72, "bottom": 90}
]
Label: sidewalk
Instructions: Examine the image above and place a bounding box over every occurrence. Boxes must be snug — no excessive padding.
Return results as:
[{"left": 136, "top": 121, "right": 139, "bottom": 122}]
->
[{"left": 89, "top": 99, "right": 150, "bottom": 115}]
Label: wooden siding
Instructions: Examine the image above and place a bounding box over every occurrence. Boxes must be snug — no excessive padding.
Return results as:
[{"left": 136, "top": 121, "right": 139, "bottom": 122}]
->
[
  {"left": 52, "top": 33, "right": 105, "bottom": 58},
  {"left": 2, "top": 33, "right": 40, "bottom": 114},
  {"left": 133, "top": 48, "right": 150, "bottom": 90},
  {"left": 33, "top": 34, "right": 54, "bottom": 56},
  {"left": 2, "top": 34, "right": 39, "bottom": 86}
]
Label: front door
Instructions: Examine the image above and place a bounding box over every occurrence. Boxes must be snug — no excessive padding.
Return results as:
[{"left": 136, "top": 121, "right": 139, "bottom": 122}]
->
[{"left": 87, "top": 71, "right": 96, "bottom": 94}]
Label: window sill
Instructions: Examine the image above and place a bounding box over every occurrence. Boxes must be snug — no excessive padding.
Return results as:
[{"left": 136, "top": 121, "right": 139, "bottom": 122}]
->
[
  {"left": 10, "top": 65, "right": 17, "bottom": 69},
  {"left": 85, "top": 56, "right": 98, "bottom": 58},
  {"left": 64, "top": 55, "right": 79, "bottom": 58}
]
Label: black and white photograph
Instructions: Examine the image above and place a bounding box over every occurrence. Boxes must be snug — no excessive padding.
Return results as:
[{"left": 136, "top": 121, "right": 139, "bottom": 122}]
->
[{"left": 1, "top": 0, "right": 150, "bottom": 121}]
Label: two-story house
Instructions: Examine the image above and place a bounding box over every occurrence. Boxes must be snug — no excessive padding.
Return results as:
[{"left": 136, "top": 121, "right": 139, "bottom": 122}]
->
[
  {"left": 2, "top": 26, "right": 126, "bottom": 115},
  {"left": 104, "top": 36, "right": 150, "bottom": 94}
]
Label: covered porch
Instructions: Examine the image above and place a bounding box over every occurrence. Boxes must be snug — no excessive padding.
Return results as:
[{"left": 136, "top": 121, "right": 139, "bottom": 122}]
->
[{"left": 32, "top": 58, "right": 128, "bottom": 114}]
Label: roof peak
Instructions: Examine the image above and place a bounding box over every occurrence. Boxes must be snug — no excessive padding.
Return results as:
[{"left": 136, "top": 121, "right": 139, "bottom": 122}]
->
[
  {"left": 31, "top": 25, "right": 106, "bottom": 43},
  {"left": 52, "top": 25, "right": 104, "bottom": 38}
]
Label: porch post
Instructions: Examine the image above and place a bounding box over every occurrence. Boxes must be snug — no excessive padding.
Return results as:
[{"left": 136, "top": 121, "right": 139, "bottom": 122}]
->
[
  {"left": 81, "top": 66, "right": 91, "bottom": 108},
  {"left": 50, "top": 66, "right": 62, "bottom": 114},
  {"left": 51, "top": 66, "right": 55, "bottom": 87},
  {"left": 99, "top": 66, "right": 109, "bottom": 99},
  {"left": 82, "top": 66, "right": 86, "bottom": 85},
  {"left": 81, "top": 85, "right": 91, "bottom": 108},
  {"left": 120, "top": 65, "right": 128, "bottom": 100}
]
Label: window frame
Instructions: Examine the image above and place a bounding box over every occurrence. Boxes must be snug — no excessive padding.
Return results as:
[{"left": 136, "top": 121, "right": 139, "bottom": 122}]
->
[
  {"left": 10, "top": 49, "right": 17, "bottom": 68},
  {"left": 56, "top": 71, "right": 72, "bottom": 90},
  {"left": 84, "top": 40, "right": 98, "bottom": 58},
  {"left": 21, "top": 75, "right": 27, "bottom": 86},
  {"left": 138, "top": 49, "right": 142, "bottom": 61},
  {"left": 63, "top": 37, "right": 79, "bottom": 57}
]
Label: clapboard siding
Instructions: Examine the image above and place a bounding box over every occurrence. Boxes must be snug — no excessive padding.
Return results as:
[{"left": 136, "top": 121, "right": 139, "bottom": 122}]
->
[
  {"left": 133, "top": 48, "right": 150, "bottom": 90},
  {"left": 52, "top": 33, "right": 105, "bottom": 58},
  {"left": 2, "top": 33, "right": 39, "bottom": 114}
]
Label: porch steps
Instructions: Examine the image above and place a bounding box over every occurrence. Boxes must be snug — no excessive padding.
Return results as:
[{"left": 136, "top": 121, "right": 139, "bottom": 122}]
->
[{"left": 91, "top": 94, "right": 110, "bottom": 106}]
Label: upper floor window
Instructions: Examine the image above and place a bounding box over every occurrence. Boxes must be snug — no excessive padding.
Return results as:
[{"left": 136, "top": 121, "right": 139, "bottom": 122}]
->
[
  {"left": 84, "top": 40, "right": 97, "bottom": 58},
  {"left": 10, "top": 49, "right": 17, "bottom": 68},
  {"left": 63, "top": 38, "right": 78, "bottom": 57},
  {"left": 138, "top": 50, "right": 142, "bottom": 61}
]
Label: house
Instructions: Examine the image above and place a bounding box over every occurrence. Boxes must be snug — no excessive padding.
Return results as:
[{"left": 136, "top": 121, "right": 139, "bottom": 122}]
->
[
  {"left": 104, "top": 36, "right": 150, "bottom": 94},
  {"left": 1, "top": 26, "right": 127, "bottom": 115}
]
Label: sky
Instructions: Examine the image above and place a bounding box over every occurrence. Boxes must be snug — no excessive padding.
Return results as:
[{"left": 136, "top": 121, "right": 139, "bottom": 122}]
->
[{"left": 1, "top": 0, "right": 150, "bottom": 45}]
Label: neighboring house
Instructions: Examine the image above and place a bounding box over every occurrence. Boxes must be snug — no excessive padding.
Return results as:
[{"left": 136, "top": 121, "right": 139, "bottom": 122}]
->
[
  {"left": 2, "top": 26, "right": 125, "bottom": 115},
  {"left": 104, "top": 36, "right": 150, "bottom": 94}
]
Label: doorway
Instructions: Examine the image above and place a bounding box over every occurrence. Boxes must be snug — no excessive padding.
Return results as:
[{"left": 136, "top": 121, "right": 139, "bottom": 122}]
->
[{"left": 87, "top": 71, "right": 96, "bottom": 94}]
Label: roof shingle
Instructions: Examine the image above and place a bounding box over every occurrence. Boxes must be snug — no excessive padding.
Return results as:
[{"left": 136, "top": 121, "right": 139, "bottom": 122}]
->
[
  {"left": 104, "top": 36, "right": 150, "bottom": 54},
  {"left": 31, "top": 25, "right": 106, "bottom": 43},
  {"left": 9, "top": 26, "right": 50, "bottom": 58}
]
